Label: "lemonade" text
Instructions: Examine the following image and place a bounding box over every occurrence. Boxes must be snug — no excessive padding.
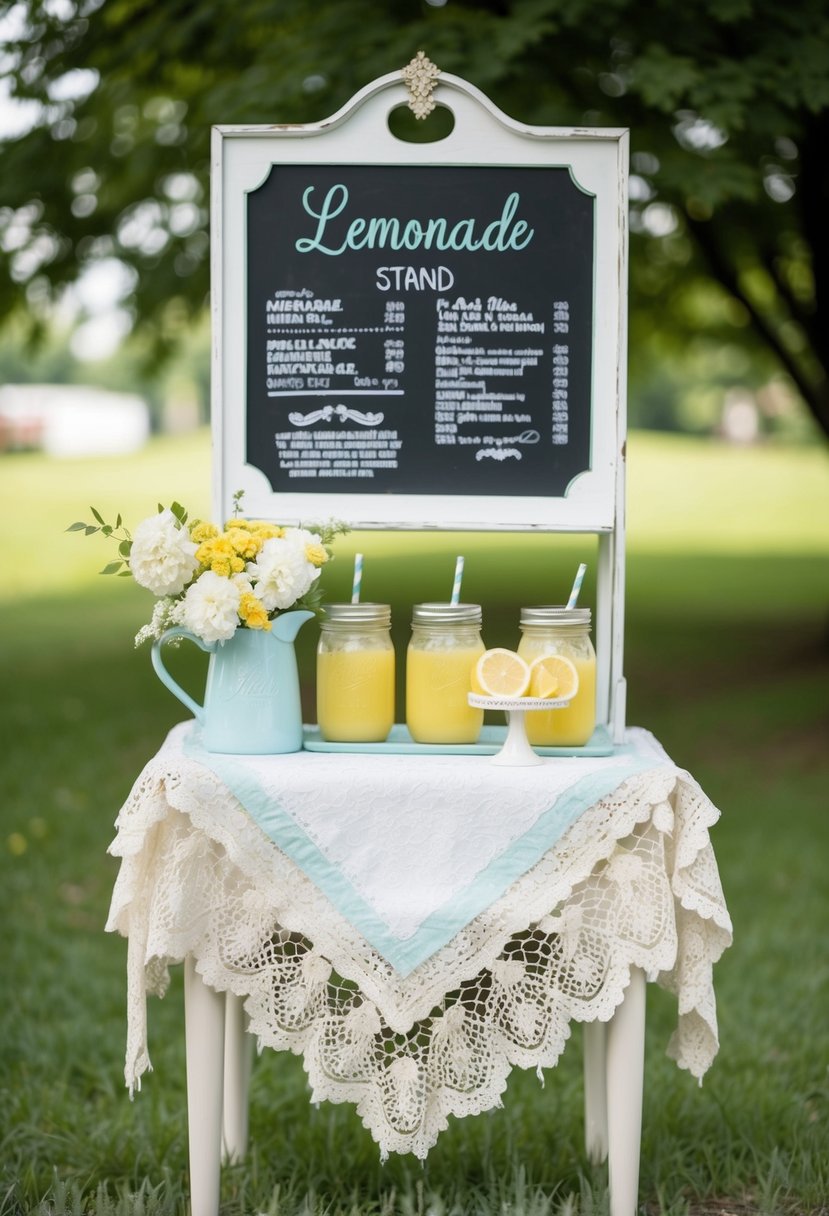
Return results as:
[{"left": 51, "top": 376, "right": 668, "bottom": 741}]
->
[{"left": 295, "top": 185, "right": 534, "bottom": 257}]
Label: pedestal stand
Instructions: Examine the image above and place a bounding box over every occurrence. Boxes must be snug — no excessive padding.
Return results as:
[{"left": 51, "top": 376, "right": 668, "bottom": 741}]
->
[{"left": 467, "top": 694, "right": 571, "bottom": 766}]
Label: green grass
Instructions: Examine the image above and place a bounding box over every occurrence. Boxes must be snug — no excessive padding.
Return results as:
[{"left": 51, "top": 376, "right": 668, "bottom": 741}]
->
[{"left": 1, "top": 430, "right": 828, "bottom": 1216}]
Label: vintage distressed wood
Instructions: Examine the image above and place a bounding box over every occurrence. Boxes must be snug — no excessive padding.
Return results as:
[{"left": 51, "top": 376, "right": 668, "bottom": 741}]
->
[{"left": 211, "top": 63, "right": 628, "bottom": 738}]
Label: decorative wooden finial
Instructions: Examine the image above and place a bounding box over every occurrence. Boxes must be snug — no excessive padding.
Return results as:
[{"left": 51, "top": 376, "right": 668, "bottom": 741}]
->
[{"left": 401, "top": 52, "right": 440, "bottom": 120}]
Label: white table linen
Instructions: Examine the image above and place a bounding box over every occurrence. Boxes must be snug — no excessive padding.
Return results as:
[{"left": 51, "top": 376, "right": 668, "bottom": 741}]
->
[{"left": 106, "top": 723, "right": 732, "bottom": 1158}]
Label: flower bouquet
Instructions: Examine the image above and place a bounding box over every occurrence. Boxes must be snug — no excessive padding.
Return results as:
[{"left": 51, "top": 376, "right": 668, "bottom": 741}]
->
[
  {"left": 70, "top": 497, "right": 348, "bottom": 753},
  {"left": 69, "top": 496, "right": 348, "bottom": 646}
]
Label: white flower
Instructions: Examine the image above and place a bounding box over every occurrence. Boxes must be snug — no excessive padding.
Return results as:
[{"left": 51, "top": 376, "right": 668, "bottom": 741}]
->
[
  {"left": 176, "top": 570, "right": 241, "bottom": 643},
  {"left": 247, "top": 535, "right": 320, "bottom": 612},
  {"left": 129, "top": 509, "right": 199, "bottom": 596},
  {"left": 231, "top": 572, "right": 254, "bottom": 596},
  {"left": 134, "top": 597, "right": 178, "bottom": 647},
  {"left": 284, "top": 526, "right": 319, "bottom": 550}
]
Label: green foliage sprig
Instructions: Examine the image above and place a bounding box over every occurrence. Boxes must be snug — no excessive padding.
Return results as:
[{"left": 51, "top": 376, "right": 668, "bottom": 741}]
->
[{"left": 67, "top": 502, "right": 192, "bottom": 577}]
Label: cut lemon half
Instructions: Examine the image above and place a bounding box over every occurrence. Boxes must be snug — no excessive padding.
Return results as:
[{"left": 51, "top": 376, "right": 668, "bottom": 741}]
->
[
  {"left": 472, "top": 648, "right": 531, "bottom": 698},
  {"left": 529, "top": 654, "right": 579, "bottom": 700}
]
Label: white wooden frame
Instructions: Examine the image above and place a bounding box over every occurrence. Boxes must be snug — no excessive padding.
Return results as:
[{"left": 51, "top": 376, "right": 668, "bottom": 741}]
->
[{"left": 211, "top": 69, "right": 628, "bottom": 738}]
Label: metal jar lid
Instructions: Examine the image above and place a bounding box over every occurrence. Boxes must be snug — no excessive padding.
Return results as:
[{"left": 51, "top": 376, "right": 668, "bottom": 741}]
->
[
  {"left": 519, "top": 605, "right": 591, "bottom": 627},
  {"left": 321, "top": 602, "right": 391, "bottom": 627},
  {"left": 411, "top": 602, "right": 482, "bottom": 626}
]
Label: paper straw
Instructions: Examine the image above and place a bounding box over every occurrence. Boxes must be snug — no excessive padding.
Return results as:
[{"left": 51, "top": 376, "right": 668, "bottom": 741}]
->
[
  {"left": 450, "top": 555, "right": 465, "bottom": 605},
  {"left": 351, "top": 553, "right": 363, "bottom": 603},
  {"left": 566, "top": 562, "right": 587, "bottom": 609}
]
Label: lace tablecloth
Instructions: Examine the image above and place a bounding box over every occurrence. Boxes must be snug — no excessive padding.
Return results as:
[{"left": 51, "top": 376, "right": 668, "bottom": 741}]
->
[{"left": 106, "top": 723, "right": 732, "bottom": 1159}]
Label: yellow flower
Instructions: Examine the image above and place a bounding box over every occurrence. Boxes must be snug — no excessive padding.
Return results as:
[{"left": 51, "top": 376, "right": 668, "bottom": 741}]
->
[
  {"left": 305, "top": 543, "right": 329, "bottom": 567},
  {"left": 222, "top": 518, "right": 284, "bottom": 542},
  {"left": 196, "top": 536, "right": 245, "bottom": 576},
  {"left": 190, "top": 520, "right": 219, "bottom": 544},
  {"left": 247, "top": 520, "right": 285, "bottom": 539},
  {"left": 196, "top": 536, "right": 223, "bottom": 566},
  {"left": 239, "top": 592, "right": 272, "bottom": 630},
  {"left": 226, "top": 527, "right": 262, "bottom": 559}
]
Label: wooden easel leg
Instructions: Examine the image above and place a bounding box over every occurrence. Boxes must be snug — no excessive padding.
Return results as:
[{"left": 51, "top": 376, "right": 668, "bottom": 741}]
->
[
  {"left": 184, "top": 957, "right": 225, "bottom": 1216},
  {"left": 584, "top": 1019, "right": 609, "bottom": 1163},
  {"left": 606, "top": 967, "right": 646, "bottom": 1216},
  {"left": 222, "top": 992, "right": 253, "bottom": 1164}
]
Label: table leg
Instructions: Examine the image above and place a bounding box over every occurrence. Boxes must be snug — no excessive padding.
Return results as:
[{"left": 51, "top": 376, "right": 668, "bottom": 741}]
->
[
  {"left": 222, "top": 992, "right": 253, "bottom": 1164},
  {"left": 606, "top": 967, "right": 646, "bottom": 1216},
  {"left": 583, "top": 1020, "right": 608, "bottom": 1164},
  {"left": 184, "top": 956, "right": 225, "bottom": 1216}
]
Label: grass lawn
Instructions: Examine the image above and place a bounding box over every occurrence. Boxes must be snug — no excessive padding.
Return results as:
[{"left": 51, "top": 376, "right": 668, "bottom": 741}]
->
[{"left": 1, "top": 430, "right": 828, "bottom": 1216}]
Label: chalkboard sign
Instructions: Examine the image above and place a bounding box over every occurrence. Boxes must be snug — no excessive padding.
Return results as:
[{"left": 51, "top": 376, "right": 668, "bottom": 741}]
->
[
  {"left": 212, "top": 64, "right": 629, "bottom": 738},
  {"left": 212, "top": 68, "right": 628, "bottom": 532},
  {"left": 245, "top": 163, "right": 593, "bottom": 500}
]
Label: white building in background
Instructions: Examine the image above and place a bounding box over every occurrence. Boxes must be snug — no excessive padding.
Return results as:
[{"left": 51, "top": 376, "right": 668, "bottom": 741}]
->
[{"left": 0, "top": 384, "right": 150, "bottom": 457}]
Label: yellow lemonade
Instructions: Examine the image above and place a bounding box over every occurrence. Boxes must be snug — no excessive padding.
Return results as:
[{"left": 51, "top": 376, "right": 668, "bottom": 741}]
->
[
  {"left": 317, "top": 646, "right": 395, "bottom": 742},
  {"left": 517, "top": 606, "right": 597, "bottom": 746},
  {"left": 406, "top": 644, "right": 485, "bottom": 743},
  {"left": 316, "top": 603, "right": 395, "bottom": 742},
  {"left": 519, "top": 650, "right": 596, "bottom": 745}
]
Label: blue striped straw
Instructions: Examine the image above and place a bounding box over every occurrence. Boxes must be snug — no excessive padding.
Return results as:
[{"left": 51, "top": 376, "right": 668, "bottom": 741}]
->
[
  {"left": 351, "top": 553, "right": 363, "bottom": 603},
  {"left": 566, "top": 562, "right": 587, "bottom": 609},
  {"left": 451, "top": 555, "right": 464, "bottom": 605}
]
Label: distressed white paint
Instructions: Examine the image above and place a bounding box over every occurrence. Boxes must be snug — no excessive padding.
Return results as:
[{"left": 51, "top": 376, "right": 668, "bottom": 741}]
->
[{"left": 211, "top": 68, "right": 628, "bottom": 736}]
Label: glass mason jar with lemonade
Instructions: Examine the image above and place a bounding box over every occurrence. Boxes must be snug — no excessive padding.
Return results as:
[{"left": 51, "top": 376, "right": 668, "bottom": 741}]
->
[
  {"left": 517, "top": 606, "right": 597, "bottom": 746},
  {"left": 406, "top": 603, "right": 486, "bottom": 744},
  {"left": 316, "top": 603, "right": 395, "bottom": 743}
]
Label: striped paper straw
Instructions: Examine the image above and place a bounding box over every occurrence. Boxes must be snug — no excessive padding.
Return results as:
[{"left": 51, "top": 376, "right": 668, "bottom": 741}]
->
[
  {"left": 451, "top": 555, "right": 465, "bottom": 605},
  {"left": 351, "top": 553, "right": 363, "bottom": 603},
  {"left": 566, "top": 562, "right": 587, "bottom": 609}
]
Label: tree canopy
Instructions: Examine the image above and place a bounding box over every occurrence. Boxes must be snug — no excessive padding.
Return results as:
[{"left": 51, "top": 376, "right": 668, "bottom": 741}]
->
[{"left": 1, "top": 0, "right": 828, "bottom": 436}]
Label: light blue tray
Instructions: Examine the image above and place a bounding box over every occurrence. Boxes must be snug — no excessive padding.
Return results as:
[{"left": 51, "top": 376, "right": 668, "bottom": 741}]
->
[{"left": 302, "top": 723, "right": 614, "bottom": 757}]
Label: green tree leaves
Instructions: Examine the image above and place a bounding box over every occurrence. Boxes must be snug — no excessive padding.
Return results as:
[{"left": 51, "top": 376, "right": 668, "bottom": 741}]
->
[{"left": 1, "top": 0, "right": 828, "bottom": 435}]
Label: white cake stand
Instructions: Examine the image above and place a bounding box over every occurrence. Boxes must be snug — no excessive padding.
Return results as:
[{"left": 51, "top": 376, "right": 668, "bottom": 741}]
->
[{"left": 468, "top": 693, "right": 572, "bottom": 766}]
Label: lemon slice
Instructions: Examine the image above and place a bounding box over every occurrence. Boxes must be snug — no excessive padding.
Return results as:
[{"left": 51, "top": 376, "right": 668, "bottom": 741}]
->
[
  {"left": 472, "top": 648, "right": 531, "bottom": 698},
  {"left": 529, "top": 654, "right": 579, "bottom": 700}
]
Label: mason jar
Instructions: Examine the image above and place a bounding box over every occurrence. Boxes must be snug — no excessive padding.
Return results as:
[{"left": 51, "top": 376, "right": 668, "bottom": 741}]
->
[
  {"left": 516, "top": 606, "right": 597, "bottom": 746},
  {"left": 406, "top": 602, "right": 485, "bottom": 744},
  {"left": 316, "top": 603, "right": 395, "bottom": 742}
]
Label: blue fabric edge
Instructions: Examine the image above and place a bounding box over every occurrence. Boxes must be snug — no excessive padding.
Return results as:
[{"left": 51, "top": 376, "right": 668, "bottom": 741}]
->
[{"left": 182, "top": 726, "right": 656, "bottom": 977}]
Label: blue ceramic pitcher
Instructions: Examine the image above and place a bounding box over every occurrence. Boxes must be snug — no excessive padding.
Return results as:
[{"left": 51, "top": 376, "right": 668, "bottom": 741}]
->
[{"left": 151, "top": 610, "right": 314, "bottom": 754}]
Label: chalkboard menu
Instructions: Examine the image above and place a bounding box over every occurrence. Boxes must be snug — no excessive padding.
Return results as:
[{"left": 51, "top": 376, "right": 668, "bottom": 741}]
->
[{"left": 246, "top": 163, "right": 594, "bottom": 499}]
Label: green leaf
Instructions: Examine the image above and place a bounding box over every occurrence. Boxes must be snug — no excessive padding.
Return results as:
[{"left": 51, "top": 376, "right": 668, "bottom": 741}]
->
[
  {"left": 99, "top": 561, "right": 124, "bottom": 575},
  {"left": 116, "top": 514, "right": 122, "bottom": 528},
  {"left": 171, "top": 501, "right": 187, "bottom": 522},
  {"left": 118, "top": 539, "right": 132, "bottom": 557},
  {"left": 84, "top": 525, "right": 99, "bottom": 535},
  {"left": 65, "top": 521, "right": 87, "bottom": 532},
  {"left": 90, "top": 506, "right": 105, "bottom": 524},
  {"left": 102, "top": 525, "right": 113, "bottom": 536},
  {"left": 297, "top": 583, "right": 325, "bottom": 617},
  {"left": 117, "top": 570, "right": 133, "bottom": 577}
]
